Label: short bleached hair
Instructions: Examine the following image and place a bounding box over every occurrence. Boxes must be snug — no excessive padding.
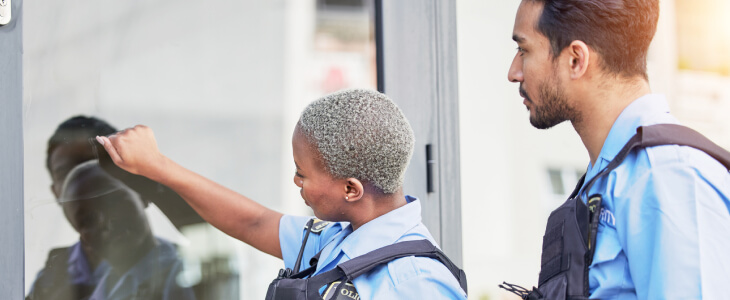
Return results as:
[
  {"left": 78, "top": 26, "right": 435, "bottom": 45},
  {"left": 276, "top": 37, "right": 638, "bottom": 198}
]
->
[{"left": 298, "top": 89, "right": 415, "bottom": 194}]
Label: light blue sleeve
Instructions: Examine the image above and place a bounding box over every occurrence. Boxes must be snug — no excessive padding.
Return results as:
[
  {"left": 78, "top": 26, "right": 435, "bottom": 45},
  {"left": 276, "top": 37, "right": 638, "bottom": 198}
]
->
[
  {"left": 279, "top": 215, "right": 312, "bottom": 269},
  {"left": 616, "top": 159, "right": 730, "bottom": 299}
]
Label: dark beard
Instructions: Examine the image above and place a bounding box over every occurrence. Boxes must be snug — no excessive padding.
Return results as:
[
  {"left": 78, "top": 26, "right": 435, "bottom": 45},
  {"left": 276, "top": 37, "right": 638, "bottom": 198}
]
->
[{"left": 526, "top": 79, "right": 575, "bottom": 129}]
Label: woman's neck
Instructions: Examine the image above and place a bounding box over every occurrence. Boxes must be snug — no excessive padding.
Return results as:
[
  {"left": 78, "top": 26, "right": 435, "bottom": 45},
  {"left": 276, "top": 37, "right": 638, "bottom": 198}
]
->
[{"left": 349, "top": 189, "right": 407, "bottom": 231}]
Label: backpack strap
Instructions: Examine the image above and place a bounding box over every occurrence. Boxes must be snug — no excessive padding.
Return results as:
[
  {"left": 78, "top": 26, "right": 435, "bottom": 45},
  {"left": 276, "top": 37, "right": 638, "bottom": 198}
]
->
[
  {"left": 582, "top": 124, "right": 730, "bottom": 195},
  {"left": 305, "top": 239, "right": 467, "bottom": 298},
  {"left": 638, "top": 124, "right": 730, "bottom": 170}
]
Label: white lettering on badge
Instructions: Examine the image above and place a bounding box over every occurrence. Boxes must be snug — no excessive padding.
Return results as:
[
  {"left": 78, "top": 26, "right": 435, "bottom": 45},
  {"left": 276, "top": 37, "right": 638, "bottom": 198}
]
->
[{"left": 599, "top": 208, "right": 616, "bottom": 226}]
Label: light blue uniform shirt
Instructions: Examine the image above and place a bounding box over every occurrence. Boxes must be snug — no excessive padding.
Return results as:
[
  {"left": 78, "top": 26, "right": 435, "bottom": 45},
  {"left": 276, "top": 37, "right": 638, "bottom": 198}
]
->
[
  {"left": 583, "top": 94, "right": 730, "bottom": 299},
  {"left": 89, "top": 238, "right": 195, "bottom": 300},
  {"left": 279, "top": 196, "right": 467, "bottom": 299}
]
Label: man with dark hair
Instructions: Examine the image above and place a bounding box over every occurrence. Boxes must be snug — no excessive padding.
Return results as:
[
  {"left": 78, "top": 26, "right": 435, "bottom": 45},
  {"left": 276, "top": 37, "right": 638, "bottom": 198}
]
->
[
  {"left": 507, "top": 0, "right": 730, "bottom": 299},
  {"left": 27, "top": 116, "right": 119, "bottom": 300},
  {"left": 29, "top": 116, "right": 195, "bottom": 300},
  {"left": 47, "top": 116, "right": 118, "bottom": 199}
]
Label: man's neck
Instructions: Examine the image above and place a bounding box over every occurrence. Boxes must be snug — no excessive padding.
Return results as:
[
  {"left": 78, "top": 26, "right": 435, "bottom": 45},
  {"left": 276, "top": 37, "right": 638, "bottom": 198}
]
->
[{"left": 571, "top": 78, "right": 651, "bottom": 167}]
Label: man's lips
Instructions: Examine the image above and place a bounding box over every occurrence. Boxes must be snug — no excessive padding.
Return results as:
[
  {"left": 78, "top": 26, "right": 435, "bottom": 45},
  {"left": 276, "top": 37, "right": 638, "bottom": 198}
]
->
[{"left": 519, "top": 86, "right": 532, "bottom": 103}]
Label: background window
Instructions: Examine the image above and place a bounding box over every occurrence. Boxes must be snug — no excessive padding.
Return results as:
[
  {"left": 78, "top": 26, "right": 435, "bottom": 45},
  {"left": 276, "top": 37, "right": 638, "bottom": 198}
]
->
[{"left": 676, "top": 0, "right": 730, "bottom": 75}]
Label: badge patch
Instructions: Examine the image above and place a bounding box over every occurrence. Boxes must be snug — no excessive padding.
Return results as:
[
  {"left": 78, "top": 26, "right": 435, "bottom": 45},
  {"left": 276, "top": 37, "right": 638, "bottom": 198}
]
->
[
  {"left": 321, "top": 281, "right": 359, "bottom": 300},
  {"left": 587, "top": 195, "right": 601, "bottom": 219},
  {"left": 305, "top": 218, "right": 331, "bottom": 233}
]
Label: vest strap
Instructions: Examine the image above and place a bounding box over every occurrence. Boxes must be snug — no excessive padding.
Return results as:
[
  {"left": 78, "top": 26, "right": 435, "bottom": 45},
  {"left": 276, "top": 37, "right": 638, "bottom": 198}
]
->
[{"left": 304, "top": 239, "right": 467, "bottom": 297}]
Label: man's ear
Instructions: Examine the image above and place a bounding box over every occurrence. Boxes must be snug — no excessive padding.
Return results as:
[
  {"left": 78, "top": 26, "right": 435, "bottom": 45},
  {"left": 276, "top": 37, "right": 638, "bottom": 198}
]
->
[
  {"left": 567, "top": 40, "right": 590, "bottom": 79},
  {"left": 344, "top": 178, "right": 364, "bottom": 202}
]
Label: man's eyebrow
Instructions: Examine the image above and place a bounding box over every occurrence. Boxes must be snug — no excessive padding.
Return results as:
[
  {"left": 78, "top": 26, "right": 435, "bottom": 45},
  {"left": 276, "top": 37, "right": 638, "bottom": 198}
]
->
[
  {"left": 512, "top": 34, "right": 525, "bottom": 43},
  {"left": 294, "top": 162, "right": 301, "bottom": 170}
]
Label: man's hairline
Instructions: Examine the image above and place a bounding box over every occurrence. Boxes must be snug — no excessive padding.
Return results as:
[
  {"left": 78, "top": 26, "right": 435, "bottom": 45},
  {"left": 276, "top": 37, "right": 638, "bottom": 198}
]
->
[{"left": 520, "top": 0, "right": 652, "bottom": 80}]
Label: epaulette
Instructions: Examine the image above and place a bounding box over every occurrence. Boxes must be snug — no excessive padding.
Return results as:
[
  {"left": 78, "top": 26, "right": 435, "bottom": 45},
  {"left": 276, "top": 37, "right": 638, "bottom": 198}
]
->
[{"left": 304, "top": 218, "right": 330, "bottom": 233}]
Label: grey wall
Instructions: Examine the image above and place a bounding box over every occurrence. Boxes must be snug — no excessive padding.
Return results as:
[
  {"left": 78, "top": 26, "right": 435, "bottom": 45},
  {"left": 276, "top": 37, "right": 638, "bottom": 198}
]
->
[
  {"left": 381, "top": 0, "right": 462, "bottom": 265},
  {"left": 0, "top": 0, "right": 24, "bottom": 298}
]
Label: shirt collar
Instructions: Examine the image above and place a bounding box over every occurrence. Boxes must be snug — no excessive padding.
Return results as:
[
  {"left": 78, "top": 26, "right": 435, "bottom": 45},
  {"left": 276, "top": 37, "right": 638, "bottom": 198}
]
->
[
  {"left": 68, "top": 241, "right": 109, "bottom": 285},
  {"left": 339, "top": 195, "right": 422, "bottom": 259},
  {"left": 588, "top": 94, "right": 674, "bottom": 175}
]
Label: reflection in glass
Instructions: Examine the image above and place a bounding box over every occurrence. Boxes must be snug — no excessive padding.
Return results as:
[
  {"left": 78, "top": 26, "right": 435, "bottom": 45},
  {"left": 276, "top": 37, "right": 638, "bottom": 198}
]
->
[
  {"left": 27, "top": 160, "right": 194, "bottom": 300},
  {"left": 27, "top": 116, "right": 194, "bottom": 300},
  {"left": 23, "top": 0, "right": 377, "bottom": 298}
]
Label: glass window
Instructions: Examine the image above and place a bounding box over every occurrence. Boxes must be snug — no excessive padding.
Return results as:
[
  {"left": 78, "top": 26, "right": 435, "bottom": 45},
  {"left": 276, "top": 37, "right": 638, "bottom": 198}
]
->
[
  {"left": 23, "top": 1, "right": 376, "bottom": 299},
  {"left": 547, "top": 168, "right": 565, "bottom": 196},
  {"left": 545, "top": 167, "right": 584, "bottom": 208}
]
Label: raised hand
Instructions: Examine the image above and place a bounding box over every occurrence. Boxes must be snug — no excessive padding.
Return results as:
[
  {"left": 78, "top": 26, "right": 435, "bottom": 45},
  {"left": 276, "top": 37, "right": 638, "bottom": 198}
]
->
[{"left": 96, "top": 125, "right": 167, "bottom": 181}]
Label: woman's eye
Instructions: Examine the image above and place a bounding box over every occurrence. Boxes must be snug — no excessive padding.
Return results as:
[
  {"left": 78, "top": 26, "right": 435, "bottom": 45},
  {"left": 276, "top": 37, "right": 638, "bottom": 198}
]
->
[
  {"left": 294, "top": 171, "right": 303, "bottom": 178},
  {"left": 516, "top": 47, "right": 525, "bottom": 55}
]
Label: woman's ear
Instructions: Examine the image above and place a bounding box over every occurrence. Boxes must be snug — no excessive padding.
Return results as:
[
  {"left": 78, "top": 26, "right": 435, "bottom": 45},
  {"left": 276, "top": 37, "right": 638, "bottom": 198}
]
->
[
  {"left": 344, "top": 178, "right": 364, "bottom": 202},
  {"left": 567, "top": 40, "right": 590, "bottom": 79}
]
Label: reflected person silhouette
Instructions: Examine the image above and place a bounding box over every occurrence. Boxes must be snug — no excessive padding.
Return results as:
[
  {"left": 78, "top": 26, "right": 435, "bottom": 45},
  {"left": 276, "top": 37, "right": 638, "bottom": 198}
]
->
[
  {"left": 58, "top": 160, "right": 194, "bottom": 300},
  {"left": 27, "top": 116, "right": 118, "bottom": 300},
  {"left": 27, "top": 116, "right": 195, "bottom": 300}
]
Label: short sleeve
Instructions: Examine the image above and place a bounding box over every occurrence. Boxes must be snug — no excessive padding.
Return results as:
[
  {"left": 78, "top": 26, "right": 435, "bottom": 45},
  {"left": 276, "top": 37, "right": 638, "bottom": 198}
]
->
[
  {"left": 616, "top": 151, "right": 730, "bottom": 299},
  {"left": 279, "top": 215, "right": 311, "bottom": 268}
]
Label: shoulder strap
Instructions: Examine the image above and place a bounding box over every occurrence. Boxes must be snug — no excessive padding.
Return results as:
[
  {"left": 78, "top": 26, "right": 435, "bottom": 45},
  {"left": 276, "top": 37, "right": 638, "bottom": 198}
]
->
[
  {"left": 583, "top": 124, "right": 730, "bottom": 194},
  {"left": 289, "top": 218, "right": 331, "bottom": 276},
  {"left": 306, "top": 239, "right": 467, "bottom": 297},
  {"left": 638, "top": 124, "right": 730, "bottom": 169},
  {"left": 569, "top": 174, "right": 586, "bottom": 200},
  {"left": 292, "top": 219, "right": 316, "bottom": 274},
  {"left": 578, "top": 124, "right": 730, "bottom": 269}
]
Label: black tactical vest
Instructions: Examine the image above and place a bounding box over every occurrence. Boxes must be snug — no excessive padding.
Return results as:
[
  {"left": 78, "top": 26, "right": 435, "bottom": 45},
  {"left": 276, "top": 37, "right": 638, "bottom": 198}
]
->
[
  {"left": 266, "top": 219, "right": 468, "bottom": 300},
  {"left": 501, "top": 124, "right": 730, "bottom": 300}
]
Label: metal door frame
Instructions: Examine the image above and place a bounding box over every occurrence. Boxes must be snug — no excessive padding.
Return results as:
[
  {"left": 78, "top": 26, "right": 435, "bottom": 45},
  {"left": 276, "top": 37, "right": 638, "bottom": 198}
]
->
[
  {"left": 0, "top": 0, "right": 25, "bottom": 297},
  {"left": 377, "top": 0, "right": 462, "bottom": 265}
]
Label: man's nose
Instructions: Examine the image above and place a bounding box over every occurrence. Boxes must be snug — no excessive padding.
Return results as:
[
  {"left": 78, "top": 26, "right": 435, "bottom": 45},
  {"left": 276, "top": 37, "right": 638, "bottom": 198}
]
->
[{"left": 508, "top": 54, "right": 523, "bottom": 83}]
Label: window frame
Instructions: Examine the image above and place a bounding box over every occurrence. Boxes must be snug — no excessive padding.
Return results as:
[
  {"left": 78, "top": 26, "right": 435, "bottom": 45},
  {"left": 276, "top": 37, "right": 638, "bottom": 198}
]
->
[{"left": 0, "top": 0, "right": 25, "bottom": 296}]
